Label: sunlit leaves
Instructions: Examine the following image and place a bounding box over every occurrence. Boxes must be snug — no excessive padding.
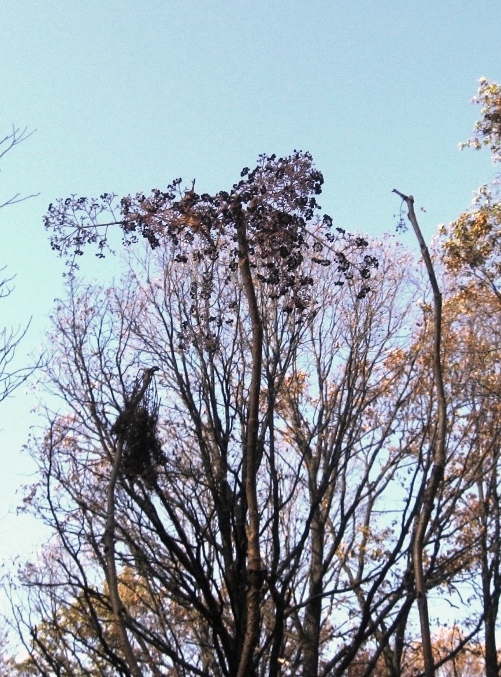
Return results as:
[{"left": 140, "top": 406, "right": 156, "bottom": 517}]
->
[
  {"left": 441, "top": 204, "right": 501, "bottom": 276},
  {"left": 460, "top": 77, "right": 501, "bottom": 164},
  {"left": 440, "top": 79, "right": 501, "bottom": 295}
]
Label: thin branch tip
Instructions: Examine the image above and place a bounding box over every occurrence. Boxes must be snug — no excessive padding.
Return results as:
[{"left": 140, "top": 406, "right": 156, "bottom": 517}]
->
[{"left": 392, "top": 189, "right": 414, "bottom": 203}]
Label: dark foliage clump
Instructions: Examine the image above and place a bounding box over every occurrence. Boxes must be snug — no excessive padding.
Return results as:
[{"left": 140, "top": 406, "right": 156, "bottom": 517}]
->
[
  {"left": 111, "top": 373, "right": 164, "bottom": 486},
  {"left": 44, "top": 152, "right": 378, "bottom": 301}
]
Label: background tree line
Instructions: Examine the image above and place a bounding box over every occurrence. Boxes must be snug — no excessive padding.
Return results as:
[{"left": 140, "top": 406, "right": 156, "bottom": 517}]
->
[{"left": 2, "top": 80, "right": 501, "bottom": 675}]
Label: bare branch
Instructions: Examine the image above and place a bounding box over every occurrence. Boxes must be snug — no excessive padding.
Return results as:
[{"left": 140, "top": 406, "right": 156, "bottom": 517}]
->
[{"left": 0, "top": 126, "right": 39, "bottom": 207}]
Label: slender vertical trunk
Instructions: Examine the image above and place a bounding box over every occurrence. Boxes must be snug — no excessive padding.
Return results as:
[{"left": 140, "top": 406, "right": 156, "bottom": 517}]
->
[
  {"left": 103, "top": 437, "right": 143, "bottom": 677},
  {"left": 480, "top": 471, "right": 500, "bottom": 677},
  {"left": 393, "top": 191, "right": 447, "bottom": 677},
  {"left": 234, "top": 202, "right": 264, "bottom": 677},
  {"left": 104, "top": 368, "right": 157, "bottom": 677},
  {"left": 302, "top": 509, "right": 324, "bottom": 676},
  {"left": 483, "top": 597, "right": 499, "bottom": 677}
]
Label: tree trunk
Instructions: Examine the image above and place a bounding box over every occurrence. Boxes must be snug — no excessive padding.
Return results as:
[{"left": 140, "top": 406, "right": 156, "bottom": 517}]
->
[
  {"left": 104, "top": 368, "right": 158, "bottom": 677},
  {"left": 480, "top": 472, "right": 500, "bottom": 677},
  {"left": 302, "top": 509, "right": 324, "bottom": 676},
  {"left": 234, "top": 201, "right": 264, "bottom": 677},
  {"left": 393, "top": 191, "right": 447, "bottom": 677}
]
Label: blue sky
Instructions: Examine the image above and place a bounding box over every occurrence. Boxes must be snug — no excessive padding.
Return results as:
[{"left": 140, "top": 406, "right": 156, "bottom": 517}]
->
[{"left": 0, "top": 0, "right": 500, "bottom": 558}]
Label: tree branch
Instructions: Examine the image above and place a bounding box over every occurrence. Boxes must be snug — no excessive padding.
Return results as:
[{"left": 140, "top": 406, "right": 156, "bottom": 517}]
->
[{"left": 393, "top": 189, "right": 447, "bottom": 677}]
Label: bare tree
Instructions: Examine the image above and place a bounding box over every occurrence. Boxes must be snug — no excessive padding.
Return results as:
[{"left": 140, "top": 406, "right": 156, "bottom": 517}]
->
[
  {"left": 0, "top": 126, "right": 37, "bottom": 402},
  {"left": 5, "top": 153, "right": 487, "bottom": 675},
  {"left": 6, "top": 231, "right": 463, "bottom": 675},
  {"left": 0, "top": 126, "right": 37, "bottom": 209},
  {"left": 0, "top": 269, "right": 31, "bottom": 402}
]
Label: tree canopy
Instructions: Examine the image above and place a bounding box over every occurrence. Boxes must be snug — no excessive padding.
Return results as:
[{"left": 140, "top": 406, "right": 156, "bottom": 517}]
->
[{"left": 4, "top": 82, "right": 501, "bottom": 676}]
